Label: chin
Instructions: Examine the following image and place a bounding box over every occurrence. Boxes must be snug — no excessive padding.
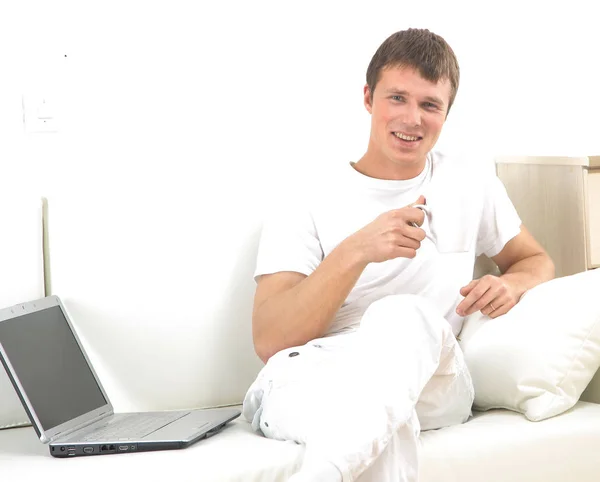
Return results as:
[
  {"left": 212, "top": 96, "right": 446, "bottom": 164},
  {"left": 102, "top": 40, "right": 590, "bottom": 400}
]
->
[{"left": 390, "top": 154, "right": 423, "bottom": 165}]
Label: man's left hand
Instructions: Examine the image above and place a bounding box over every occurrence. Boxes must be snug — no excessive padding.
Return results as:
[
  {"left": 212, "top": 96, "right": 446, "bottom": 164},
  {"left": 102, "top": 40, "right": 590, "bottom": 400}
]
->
[{"left": 456, "top": 275, "right": 519, "bottom": 318}]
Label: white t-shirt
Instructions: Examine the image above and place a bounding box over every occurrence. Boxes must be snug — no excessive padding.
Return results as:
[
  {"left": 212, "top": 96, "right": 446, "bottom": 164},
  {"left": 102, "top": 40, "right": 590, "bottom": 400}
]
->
[{"left": 254, "top": 151, "right": 522, "bottom": 336}]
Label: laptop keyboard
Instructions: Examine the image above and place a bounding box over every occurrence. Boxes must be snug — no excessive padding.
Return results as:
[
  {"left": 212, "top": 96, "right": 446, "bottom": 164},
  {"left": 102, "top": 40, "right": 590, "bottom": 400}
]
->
[{"left": 75, "top": 412, "right": 189, "bottom": 442}]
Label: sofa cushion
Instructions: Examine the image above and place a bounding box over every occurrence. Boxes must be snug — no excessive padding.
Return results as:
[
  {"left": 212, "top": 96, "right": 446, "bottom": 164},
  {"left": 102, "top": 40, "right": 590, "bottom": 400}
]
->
[
  {"left": 1, "top": 402, "right": 600, "bottom": 481},
  {"left": 460, "top": 269, "right": 600, "bottom": 421},
  {"left": 419, "top": 401, "right": 600, "bottom": 482},
  {"left": 0, "top": 195, "right": 45, "bottom": 430}
]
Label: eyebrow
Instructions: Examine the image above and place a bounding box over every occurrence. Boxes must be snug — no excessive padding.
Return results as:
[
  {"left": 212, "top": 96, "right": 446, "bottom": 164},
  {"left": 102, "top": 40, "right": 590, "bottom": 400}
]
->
[{"left": 384, "top": 89, "right": 445, "bottom": 106}]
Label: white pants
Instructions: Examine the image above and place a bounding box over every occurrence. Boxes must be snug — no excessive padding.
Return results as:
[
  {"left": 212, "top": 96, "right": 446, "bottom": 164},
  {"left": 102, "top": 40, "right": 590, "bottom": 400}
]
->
[{"left": 243, "top": 294, "right": 474, "bottom": 482}]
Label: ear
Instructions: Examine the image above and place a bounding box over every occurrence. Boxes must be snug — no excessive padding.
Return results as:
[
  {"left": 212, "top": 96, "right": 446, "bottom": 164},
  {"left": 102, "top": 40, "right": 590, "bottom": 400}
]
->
[{"left": 363, "top": 84, "right": 373, "bottom": 114}]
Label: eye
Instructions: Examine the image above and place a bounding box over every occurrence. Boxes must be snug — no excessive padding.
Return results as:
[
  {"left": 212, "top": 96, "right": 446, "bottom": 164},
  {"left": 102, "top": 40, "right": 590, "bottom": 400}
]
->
[
  {"left": 422, "top": 102, "right": 440, "bottom": 111},
  {"left": 391, "top": 95, "right": 405, "bottom": 102}
]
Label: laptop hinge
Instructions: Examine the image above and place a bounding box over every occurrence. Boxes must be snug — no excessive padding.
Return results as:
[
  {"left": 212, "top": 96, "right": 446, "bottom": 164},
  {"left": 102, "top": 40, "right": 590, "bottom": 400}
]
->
[{"left": 48, "top": 411, "right": 113, "bottom": 443}]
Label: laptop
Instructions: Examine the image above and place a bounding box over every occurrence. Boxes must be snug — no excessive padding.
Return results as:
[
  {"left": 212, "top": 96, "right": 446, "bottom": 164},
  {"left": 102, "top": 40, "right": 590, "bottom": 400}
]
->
[{"left": 0, "top": 295, "right": 240, "bottom": 457}]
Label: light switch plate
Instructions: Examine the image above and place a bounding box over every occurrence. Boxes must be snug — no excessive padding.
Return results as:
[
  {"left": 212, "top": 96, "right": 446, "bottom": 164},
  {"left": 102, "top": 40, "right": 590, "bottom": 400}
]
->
[{"left": 22, "top": 95, "right": 59, "bottom": 134}]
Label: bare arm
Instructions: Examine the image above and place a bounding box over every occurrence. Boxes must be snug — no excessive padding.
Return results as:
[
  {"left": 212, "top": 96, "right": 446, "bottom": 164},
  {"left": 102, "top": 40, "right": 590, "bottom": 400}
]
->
[
  {"left": 492, "top": 225, "right": 555, "bottom": 297},
  {"left": 252, "top": 243, "right": 367, "bottom": 362},
  {"left": 253, "top": 196, "right": 427, "bottom": 362},
  {"left": 457, "top": 225, "right": 555, "bottom": 317}
]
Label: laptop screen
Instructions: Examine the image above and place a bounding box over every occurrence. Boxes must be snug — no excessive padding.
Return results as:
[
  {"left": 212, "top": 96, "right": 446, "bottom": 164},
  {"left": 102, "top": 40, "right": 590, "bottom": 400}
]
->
[{"left": 0, "top": 305, "right": 107, "bottom": 430}]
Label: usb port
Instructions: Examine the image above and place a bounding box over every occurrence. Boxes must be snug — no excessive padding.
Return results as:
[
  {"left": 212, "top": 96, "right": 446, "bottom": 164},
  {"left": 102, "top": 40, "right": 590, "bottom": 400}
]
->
[
  {"left": 67, "top": 447, "right": 76, "bottom": 456},
  {"left": 118, "top": 445, "right": 129, "bottom": 451}
]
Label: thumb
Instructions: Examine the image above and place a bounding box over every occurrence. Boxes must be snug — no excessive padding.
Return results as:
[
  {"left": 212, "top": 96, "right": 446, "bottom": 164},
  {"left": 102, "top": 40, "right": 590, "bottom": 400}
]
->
[{"left": 408, "top": 195, "right": 426, "bottom": 208}]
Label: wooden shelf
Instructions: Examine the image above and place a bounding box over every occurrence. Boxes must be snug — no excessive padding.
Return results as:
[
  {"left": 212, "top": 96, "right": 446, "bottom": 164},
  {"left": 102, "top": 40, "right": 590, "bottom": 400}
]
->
[{"left": 496, "top": 156, "right": 599, "bottom": 276}]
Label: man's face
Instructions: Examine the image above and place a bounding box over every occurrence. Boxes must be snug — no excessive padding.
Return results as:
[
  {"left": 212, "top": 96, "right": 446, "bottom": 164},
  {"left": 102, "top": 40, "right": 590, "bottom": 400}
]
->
[{"left": 365, "top": 66, "right": 451, "bottom": 173}]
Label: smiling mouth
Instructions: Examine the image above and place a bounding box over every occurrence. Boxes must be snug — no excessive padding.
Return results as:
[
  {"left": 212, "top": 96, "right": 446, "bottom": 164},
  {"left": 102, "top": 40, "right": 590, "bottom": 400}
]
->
[{"left": 393, "top": 132, "right": 422, "bottom": 142}]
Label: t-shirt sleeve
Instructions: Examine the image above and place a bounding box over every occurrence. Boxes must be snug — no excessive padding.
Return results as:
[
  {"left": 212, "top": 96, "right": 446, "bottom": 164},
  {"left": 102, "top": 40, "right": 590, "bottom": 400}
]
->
[
  {"left": 476, "top": 175, "right": 522, "bottom": 258},
  {"left": 254, "top": 201, "right": 324, "bottom": 281}
]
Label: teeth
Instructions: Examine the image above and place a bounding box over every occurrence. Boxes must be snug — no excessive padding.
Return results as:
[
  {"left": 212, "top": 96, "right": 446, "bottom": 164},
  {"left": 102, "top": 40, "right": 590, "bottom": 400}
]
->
[{"left": 394, "top": 132, "right": 419, "bottom": 141}]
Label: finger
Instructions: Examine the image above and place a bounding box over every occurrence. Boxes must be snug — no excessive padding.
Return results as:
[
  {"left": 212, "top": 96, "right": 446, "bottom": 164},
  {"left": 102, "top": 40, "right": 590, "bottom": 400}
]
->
[
  {"left": 392, "top": 234, "right": 422, "bottom": 250},
  {"left": 398, "top": 225, "right": 426, "bottom": 242},
  {"left": 484, "top": 295, "right": 512, "bottom": 318},
  {"left": 457, "top": 279, "right": 481, "bottom": 313},
  {"left": 391, "top": 245, "right": 418, "bottom": 259},
  {"left": 404, "top": 207, "right": 426, "bottom": 228},
  {"left": 456, "top": 280, "right": 493, "bottom": 316},
  {"left": 388, "top": 207, "right": 426, "bottom": 228},
  {"left": 460, "top": 280, "right": 478, "bottom": 296},
  {"left": 406, "top": 195, "right": 426, "bottom": 228},
  {"left": 481, "top": 300, "right": 499, "bottom": 317},
  {"left": 480, "top": 293, "right": 505, "bottom": 316},
  {"left": 466, "top": 290, "right": 498, "bottom": 317},
  {"left": 489, "top": 304, "right": 511, "bottom": 319},
  {"left": 486, "top": 302, "right": 505, "bottom": 318}
]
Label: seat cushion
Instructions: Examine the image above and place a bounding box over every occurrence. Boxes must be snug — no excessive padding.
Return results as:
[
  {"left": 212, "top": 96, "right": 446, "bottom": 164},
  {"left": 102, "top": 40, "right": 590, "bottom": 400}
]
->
[
  {"left": 420, "top": 401, "right": 600, "bottom": 482},
  {"left": 2, "top": 403, "right": 600, "bottom": 481},
  {"left": 0, "top": 411, "right": 303, "bottom": 482}
]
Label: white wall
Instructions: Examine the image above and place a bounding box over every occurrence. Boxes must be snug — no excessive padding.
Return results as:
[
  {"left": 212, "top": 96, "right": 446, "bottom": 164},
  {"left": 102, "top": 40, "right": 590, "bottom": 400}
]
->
[{"left": 1, "top": 0, "right": 599, "bottom": 410}]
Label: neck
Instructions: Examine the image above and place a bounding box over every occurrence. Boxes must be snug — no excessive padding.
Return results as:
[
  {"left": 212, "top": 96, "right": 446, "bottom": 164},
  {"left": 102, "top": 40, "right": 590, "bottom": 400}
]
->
[{"left": 354, "top": 145, "right": 427, "bottom": 181}]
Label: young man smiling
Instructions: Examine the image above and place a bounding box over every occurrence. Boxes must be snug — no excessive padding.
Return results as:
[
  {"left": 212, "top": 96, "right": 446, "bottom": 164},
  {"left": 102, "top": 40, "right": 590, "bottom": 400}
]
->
[
  {"left": 243, "top": 29, "right": 554, "bottom": 482},
  {"left": 355, "top": 59, "right": 451, "bottom": 181}
]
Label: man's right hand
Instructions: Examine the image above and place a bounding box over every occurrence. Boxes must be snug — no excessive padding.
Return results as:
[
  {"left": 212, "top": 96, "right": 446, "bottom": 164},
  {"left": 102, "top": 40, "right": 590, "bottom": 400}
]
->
[
  {"left": 345, "top": 195, "right": 428, "bottom": 264},
  {"left": 252, "top": 195, "right": 428, "bottom": 361}
]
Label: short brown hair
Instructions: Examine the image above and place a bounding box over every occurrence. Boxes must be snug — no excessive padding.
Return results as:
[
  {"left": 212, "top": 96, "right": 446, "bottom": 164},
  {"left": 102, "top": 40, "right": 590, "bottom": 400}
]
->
[{"left": 366, "top": 29, "right": 460, "bottom": 113}]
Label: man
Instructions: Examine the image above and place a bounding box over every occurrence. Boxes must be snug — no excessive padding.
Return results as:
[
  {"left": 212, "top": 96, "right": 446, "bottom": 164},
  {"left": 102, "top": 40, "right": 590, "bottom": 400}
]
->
[{"left": 243, "top": 29, "right": 554, "bottom": 482}]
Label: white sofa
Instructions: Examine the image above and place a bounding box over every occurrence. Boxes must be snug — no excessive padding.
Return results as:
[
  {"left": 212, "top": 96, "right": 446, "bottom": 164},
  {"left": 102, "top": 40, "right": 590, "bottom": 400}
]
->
[{"left": 2, "top": 195, "right": 600, "bottom": 482}]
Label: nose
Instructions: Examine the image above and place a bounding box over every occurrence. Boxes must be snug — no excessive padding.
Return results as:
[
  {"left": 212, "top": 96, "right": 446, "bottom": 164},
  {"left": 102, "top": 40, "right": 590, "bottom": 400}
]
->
[{"left": 400, "top": 101, "right": 421, "bottom": 128}]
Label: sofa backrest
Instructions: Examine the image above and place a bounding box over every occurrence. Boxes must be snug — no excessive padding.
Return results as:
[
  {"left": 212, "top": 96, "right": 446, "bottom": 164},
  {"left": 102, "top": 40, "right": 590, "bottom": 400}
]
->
[
  {"left": 46, "top": 200, "right": 494, "bottom": 413},
  {"left": 46, "top": 194, "right": 264, "bottom": 412},
  {"left": 44, "top": 193, "right": 600, "bottom": 413},
  {"left": 0, "top": 195, "right": 45, "bottom": 429}
]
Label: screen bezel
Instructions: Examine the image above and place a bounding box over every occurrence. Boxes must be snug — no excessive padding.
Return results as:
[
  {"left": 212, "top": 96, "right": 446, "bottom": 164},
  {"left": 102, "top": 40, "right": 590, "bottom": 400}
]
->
[{"left": 0, "top": 295, "right": 113, "bottom": 443}]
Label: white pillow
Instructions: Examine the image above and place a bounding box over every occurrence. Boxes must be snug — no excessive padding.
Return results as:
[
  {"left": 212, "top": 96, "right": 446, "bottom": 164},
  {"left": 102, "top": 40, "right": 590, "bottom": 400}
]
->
[
  {"left": 460, "top": 269, "right": 600, "bottom": 421},
  {"left": 0, "top": 195, "right": 44, "bottom": 429}
]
